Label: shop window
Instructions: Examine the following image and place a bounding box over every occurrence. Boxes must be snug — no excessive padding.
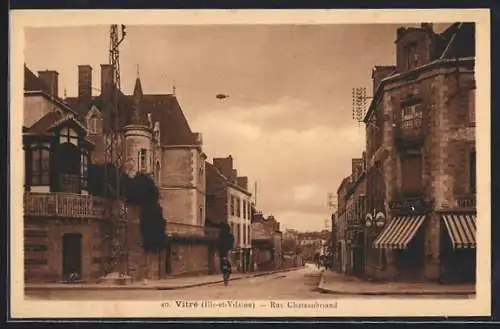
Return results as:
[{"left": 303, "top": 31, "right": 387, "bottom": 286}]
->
[{"left": 401, "top": 153, "right": 423, "bottom": 196}]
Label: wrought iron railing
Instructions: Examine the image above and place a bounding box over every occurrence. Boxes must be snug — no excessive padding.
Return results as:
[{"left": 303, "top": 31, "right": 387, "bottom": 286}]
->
[
  {"left": 59, "top": 174, "right": 81, "bottom": 193},
  {"left": 396, "top": 117, "right": 424, "bottom": 141},
  {"left": 24, "top": 192, "right": 112, "bottom": 219}
]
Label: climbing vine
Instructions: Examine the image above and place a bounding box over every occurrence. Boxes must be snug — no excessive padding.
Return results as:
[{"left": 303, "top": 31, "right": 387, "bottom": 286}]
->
[{"left": 88, "top": 164, "right": 166, "bottom": 252}]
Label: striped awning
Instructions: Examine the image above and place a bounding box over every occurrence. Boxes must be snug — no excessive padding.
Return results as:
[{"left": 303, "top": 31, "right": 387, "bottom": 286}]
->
[
  {"left": 373, "top": 215, "right": 426, "bottom": 249},
  {"left": 442, "top": 214, "right": 476, "bottom": 249}
]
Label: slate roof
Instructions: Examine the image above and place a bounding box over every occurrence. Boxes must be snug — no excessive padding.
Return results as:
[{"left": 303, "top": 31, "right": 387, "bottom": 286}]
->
[{"left": 65, "top": 92, "right": 199, "bottom": 146}]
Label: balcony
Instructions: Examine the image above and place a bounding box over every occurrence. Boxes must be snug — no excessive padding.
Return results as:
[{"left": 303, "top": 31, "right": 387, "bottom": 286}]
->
[
  {"left": 395, "top": 117, "right": 424, "bottom": 147},
  {"left": 24, "top": 192, "right": 117, "bottom": 219}
]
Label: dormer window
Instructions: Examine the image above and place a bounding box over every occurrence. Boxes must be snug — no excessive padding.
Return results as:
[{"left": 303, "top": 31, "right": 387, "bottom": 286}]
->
[
  {"left": 406, "top": 43, "right": 419, "bottom": 70},
  {"left": 88, "top": 115, "right": 100, "bottom": 134},
  {"left": 60, "top": 127, "right": 78, "bottom": 145}
]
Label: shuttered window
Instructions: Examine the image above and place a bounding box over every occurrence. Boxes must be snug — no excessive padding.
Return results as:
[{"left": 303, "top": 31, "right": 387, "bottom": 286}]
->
[{"left": 401, "top": 154, "right": 422, "bottom": 195}]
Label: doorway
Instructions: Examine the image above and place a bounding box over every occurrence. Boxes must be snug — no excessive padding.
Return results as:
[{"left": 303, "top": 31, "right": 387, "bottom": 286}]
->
[{"left": 62, "top": 233, "right": 82, "bottom": 280}]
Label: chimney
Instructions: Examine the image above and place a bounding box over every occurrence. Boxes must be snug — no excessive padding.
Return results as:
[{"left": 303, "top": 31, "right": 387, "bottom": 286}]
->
[
  {"left": 237, "top": 176, "right": 248, "bottom": 190},
  {"left": 371, "top": 66, "right": 396, "bottom": 95},
  {"left": 397, "top": 27, "right": 407, "bottom": 39},
  {"left": 78, "top": 65, "right": 92, "bottom": 103},
  {"left": 421, "top": 23, "right": 434, "bottom": 31},
  {"left": 213, "top": 155, "right": 234, "bottom": 181},
  {"left": 37, "top": 70, "right": 59, "bottom": 97},
  {"left": 100, "top": 64, "right": 114, "bottom": 97}
]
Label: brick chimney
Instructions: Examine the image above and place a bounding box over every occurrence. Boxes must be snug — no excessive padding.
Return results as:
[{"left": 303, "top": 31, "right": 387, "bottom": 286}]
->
[
  {"left": 237, "top": 176, "right": 248, "bottom": 190},
  {"left": 37, "top": 70, "right": 59, "bottom": 97},
  {"left": 371, "top": 66, "right": 396, "bottom": 95},
  {"left": 100, "top": 64, "right": 114, "bottom": 97},
  {"left": 420, "top": 23, "right": 434, "bottom": 31},
  {"left": 213, "top": 155, "right": 234, "bottom": 181},
  {"left": 78, "top": 65, "right": 92, "bottom": 103}
]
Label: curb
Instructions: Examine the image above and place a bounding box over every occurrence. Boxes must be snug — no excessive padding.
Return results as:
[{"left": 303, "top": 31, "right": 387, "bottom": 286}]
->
[
  {"left": 316, "top": 286, "right": 476, "bottom": 296},
  {"left": 316, "top": 272, "right": 476, "bottom": 296},
  {"left": 25, "top": 266, "right": 303, "bottom": 291}
]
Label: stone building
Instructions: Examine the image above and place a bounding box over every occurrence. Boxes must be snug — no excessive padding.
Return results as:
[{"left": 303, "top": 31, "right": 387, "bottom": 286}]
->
[
  {"left": 65, "top": 64, "right": 212, "bottom": 277},
  {"left": 363, "top": 22, "right": 476, "bottom": 283},
  {"left": 343, "top": 157, "right": 367, "bottom": 277},
  {"left": 23, "top": 65, "right": 125, "bottom": 282},
  {"left": 251, "top": 212, "right": 282, "bottom": 271},
  {"left": 335, "top": 176, "right": 350, "bottom": 273},
  {"left": 206, "top": 156, "right": 253, "bottom": 273}
]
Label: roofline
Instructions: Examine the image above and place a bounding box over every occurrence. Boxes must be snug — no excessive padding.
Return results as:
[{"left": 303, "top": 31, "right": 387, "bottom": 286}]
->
[
  {"left": 24, "top": 90, "right": 79, "bottom": 116},
  {"left": 363, "top": 56, "right": 475, "bottom": 123},
  {"left": 227, "top": 181, "right": 252, "bottom": 196},
  {"left": 161, "top": 144, "right": 203, "bottom": 150}
]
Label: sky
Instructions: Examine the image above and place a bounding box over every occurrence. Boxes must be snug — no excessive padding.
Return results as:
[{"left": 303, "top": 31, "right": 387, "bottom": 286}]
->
[{"left": 24, "top": 23, "right": 451, "bottom": 232}]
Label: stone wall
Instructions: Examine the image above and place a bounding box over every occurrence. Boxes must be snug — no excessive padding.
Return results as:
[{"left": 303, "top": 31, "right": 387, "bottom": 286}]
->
[{"left": 169, "top": 243, "right": 209, "bottom": 276}]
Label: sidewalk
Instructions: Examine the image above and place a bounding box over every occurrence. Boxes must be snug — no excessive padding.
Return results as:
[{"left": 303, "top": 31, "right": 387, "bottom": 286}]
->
[
  {"left": 317, "top": 270, "right": 476, "bottom": 296},
  {"left": 25, "top": 266, "right": 303, "bottom": 291}
]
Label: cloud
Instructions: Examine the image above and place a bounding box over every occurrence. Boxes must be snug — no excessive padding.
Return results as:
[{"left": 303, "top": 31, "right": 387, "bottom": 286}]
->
[{"left": 191, "top": 97, "right": 365, "bottom": 231}]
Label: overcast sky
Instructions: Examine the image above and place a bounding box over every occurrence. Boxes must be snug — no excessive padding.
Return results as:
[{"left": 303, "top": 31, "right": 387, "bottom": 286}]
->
[{"left": 25, "top": 23, "right": 451, "bottom": 232}]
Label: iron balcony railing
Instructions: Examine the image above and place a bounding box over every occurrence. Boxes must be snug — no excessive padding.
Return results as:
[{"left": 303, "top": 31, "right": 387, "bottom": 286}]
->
[
  {"left": 396, "top": 117, "right": 424, "bottom": 141},
  {"left": 24, "top": 192, "right": 117, "bottom": 219}
]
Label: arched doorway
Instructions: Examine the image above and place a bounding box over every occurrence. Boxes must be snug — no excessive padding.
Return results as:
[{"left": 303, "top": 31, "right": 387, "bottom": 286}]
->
[{"left": 62, "top": 233, "right": 82, "bottom": 280}]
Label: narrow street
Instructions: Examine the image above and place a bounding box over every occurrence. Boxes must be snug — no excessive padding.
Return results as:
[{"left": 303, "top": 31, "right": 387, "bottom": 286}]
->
[{"left": 26, "top": 265, "right": 470, "bottom": 300}]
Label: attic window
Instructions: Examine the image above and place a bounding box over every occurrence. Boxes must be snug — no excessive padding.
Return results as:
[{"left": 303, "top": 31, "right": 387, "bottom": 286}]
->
[
  {"left": 406, "top": 43, "right": 419, "bottom": 70},
  {"left": 88, "top": 115, "right": 101, "bottom": 135}
]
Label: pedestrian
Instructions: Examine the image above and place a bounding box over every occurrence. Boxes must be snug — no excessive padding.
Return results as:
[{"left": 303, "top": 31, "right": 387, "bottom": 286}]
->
[{"left": 216, "top": 223, "right": 235, "bottom": 284}]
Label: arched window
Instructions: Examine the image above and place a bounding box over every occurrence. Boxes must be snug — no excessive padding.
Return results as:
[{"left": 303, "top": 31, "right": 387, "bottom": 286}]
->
[{"left": 31, "top": 143, "right": 50, "bottom": 186}]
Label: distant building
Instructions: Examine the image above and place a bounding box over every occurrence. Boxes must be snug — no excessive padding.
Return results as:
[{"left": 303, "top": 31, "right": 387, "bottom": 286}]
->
[
  {"left": 251, "top": 212, "right": 282, "bottom": 271},
  {"left": 207, "top": 155, "right": 253, "bottom": 273}
]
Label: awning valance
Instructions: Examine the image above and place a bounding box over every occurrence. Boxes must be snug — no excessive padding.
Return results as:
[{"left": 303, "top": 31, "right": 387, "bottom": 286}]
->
[
  {"left": 373, "top": 215, "right": 426, "bottom": 249},
  {"left": 442, "top": 214, "right": 476, "bottom": 249}
]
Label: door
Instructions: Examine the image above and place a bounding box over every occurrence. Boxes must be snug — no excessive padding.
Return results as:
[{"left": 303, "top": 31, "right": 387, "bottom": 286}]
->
[{"left": 62, "top": 233, "right": 82, "bottom": 280}]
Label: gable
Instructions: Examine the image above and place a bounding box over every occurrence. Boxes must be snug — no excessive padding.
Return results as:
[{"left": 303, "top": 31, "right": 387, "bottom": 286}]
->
[{"left": 85, "top": 105, "right": 103, "bottom": 120}]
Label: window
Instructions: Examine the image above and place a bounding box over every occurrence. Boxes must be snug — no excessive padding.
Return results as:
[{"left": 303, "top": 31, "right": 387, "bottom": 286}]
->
[
  {"left": 247, "top": 226, "right": 251, "bottom": 245},
  {"left": 31, "top": 145, "right": 50, "bottom": 185},
  {"left": 199, "top": 207, "right": 203, "bottom": 225},
  {"left": 88, "top": 115, "right": 100, "bottom": 134},
  {"left": 469, "top": 150, "right": 476, "bottom": 194},
  {"left": 138, "top": 149, "right": 147, "bottom": 172},
  {"left": 230, "top": 196, "right": 235, "bottom": 216},
  {"left": 406, "top": 43, "right": 418, "bottom": 70},
  {"left": 243, "top": 225, "right": 247, "bottom": 245},
  {"left": 242, "top": 200, "right": 247, "bottom": 219},
  {"left": 59, "top": 127, "right": 79, "bottom": 145},
  {"left": 236, "top": 197, "right": 241, "bottom": 217},
  {"left": 80, "top": 151, "right": 88, "bottom": 189},
  {"left": 401, "top": 154, "right": 423, "bottom": 195},
  {"left": 469, "top": 89, "right": 476, "bottom": 123}
]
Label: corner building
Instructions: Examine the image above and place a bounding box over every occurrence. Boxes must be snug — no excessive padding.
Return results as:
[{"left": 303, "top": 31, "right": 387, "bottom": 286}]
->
[{"left": 363, "top": 23, "right": 476, "bottom": 283}]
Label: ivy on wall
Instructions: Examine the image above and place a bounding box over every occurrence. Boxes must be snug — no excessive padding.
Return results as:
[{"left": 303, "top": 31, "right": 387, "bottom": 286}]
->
[{"left": 88, "top": 164, "right": 166, "bottom": 252}]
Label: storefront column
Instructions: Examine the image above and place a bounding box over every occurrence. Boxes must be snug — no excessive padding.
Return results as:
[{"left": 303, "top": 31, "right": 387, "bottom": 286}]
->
[{"left": 425, "top": 212, "right": 441, "bottom": 281}]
